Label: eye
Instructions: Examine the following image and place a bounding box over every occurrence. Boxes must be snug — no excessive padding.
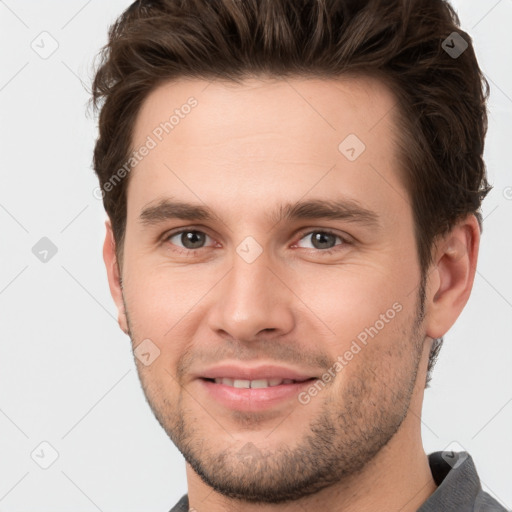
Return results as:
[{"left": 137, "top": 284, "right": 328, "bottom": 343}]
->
[
  {"left": 162, "top": 227, "right": 351, "bottom": 257},
  {"left": 164, "top": 229, "right": 215, "bottom": 254},
  {"left": 294, "top": 229, "right": 350, "bottom": 253}
]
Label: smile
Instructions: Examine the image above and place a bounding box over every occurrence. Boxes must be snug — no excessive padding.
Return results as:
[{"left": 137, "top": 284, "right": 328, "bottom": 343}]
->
[{"left": 209, "top": 377, "right": 306, "bottom": 388}]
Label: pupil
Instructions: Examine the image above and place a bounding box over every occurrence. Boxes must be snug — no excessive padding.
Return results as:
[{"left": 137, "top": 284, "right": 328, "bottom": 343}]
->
[
  {"left": 182, "top": 231, "right": 205, "bottom": 249},
  {"left": 313, "top": 232, "right": 335, "bottom": 250}
]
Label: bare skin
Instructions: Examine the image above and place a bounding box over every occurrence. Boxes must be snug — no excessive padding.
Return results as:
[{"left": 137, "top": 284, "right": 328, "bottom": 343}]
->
[{"left": 103, "top": 76, "right": 479, "bottom": 511}]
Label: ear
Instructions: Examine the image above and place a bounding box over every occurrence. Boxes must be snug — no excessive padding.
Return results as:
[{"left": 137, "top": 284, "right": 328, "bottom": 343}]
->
[
  {"left": 425, "top": 214, "right": 480, "bottom": 339},
  {"left": 103, "top": 219, "right": 129, "bottom": 335}
]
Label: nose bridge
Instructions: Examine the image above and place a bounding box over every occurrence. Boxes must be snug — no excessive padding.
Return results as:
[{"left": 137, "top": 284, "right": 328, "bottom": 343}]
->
[
  {"left": 207, "top": 239, "right": 295, "bottom": 340},
  {"left": 230, "top": 246, "right": 276, "bottom": 305}
]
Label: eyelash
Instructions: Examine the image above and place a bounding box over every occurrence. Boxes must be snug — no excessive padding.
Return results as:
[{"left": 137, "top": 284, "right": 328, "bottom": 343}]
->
[{"left": 162, "top": 227, "right": 351, "bottom": 257}]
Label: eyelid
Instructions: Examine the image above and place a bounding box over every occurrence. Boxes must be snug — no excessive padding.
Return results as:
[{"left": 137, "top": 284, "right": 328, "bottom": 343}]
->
[
  {"left": 291, "top": 228, "right": 353, "bottom": 252},
  {"left": 161, "top": 226, "right": 353, "bottom": 254},
  {"left": 162, "top": 226, "right": 217, "bottom": 248},
  {"left": 294, "top": 227, "right": 353, "bottom": 244}
]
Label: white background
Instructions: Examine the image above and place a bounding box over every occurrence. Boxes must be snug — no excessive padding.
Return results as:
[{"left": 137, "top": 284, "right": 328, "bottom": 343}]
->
[{"left": 0, "top": 1, "right": 511, "bottom": 510}]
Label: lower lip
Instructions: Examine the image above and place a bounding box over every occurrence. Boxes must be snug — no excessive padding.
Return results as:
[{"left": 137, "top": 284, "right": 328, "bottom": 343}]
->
[{"left": 199, "top": 378, "right": 316, "bottom": 411}]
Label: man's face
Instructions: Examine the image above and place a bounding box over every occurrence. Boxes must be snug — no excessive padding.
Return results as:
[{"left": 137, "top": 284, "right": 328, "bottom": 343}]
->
[{"left": 115, "top": 76, "right": 429, "bottom": 501}]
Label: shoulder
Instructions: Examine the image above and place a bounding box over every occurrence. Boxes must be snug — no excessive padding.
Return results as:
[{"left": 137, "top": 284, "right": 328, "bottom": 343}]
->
[{"left": 168, "top": 494, "right": 189, "bottom": 512}]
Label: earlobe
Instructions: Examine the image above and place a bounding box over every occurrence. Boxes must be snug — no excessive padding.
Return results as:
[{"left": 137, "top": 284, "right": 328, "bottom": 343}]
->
[
  {"left": 103, "top": 220, "right": 129, "bottom": 335},
  {"left": 425, "top": 215, "right": 480, "bottom": 339}
]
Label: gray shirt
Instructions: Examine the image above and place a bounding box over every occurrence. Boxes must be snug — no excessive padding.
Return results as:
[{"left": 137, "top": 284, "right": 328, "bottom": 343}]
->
[{"left": 169, "top": 451, "right": 508, "bottom": 511}]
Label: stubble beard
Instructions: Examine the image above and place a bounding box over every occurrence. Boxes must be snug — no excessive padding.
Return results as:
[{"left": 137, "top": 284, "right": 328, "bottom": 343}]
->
[{"left": 124, "top": 281, "right": 427, "bottom": 503}]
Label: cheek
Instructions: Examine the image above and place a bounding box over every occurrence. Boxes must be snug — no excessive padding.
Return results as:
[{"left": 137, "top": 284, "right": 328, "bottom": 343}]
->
[
  {"left": 122, "top": 262, "right": 202, "bottom": 336},
  {"left": 292, "top": 262, "right": 416, "bottom": 348},
  {"left": 323, "top": 304, "right": 418, "bottom": 405},
  {"left": 122, "top": 263, "right": 219, "bottom": 378}
]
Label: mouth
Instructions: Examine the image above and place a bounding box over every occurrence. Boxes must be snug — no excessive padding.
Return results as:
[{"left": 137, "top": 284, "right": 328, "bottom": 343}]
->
[
  {"left": 202, "top": 377, "right": 315, "bottom": 388},
  {"left": 196, "top": 366, "right": 319, "bottom": 411}
]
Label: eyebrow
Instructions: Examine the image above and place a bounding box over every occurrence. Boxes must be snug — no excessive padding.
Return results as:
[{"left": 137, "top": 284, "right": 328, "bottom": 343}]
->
[{"left": 139, "top": 197, "right": 380, "bottom": 229}]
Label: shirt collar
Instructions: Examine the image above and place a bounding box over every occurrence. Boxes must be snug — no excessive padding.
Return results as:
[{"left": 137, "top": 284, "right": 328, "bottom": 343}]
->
[{"left": 417, "top": 451, "right": 481, "bottom": 511}]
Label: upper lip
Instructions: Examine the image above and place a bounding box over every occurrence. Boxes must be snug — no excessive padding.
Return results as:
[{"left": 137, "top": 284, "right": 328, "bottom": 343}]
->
[{"left": 197, "top": 364, "right": 317, "bottom": 382}]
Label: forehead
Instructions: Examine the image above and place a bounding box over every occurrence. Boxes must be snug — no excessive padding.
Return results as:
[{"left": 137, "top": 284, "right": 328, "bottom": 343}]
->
[
  {"left": 131, "top": 75, "right": 398, "bottom": 149},
  {"left": 126, "top": 75, "right": 407, "bottom": 226}
]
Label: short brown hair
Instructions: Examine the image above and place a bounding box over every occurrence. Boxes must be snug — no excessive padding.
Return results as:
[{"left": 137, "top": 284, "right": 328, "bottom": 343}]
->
[{"left": 90, "top": 0, "right": 491, "bottom": 385}]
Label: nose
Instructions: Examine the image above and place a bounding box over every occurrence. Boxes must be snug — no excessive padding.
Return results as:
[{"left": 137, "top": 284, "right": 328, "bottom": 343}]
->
[{"left": 206, "top": 247, "right": 296, "bottom": 343}]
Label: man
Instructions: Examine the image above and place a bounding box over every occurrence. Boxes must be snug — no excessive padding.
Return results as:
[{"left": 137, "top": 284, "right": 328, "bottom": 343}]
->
[{"left": 90, "top": 0, "right": 507, "bottom": 510}]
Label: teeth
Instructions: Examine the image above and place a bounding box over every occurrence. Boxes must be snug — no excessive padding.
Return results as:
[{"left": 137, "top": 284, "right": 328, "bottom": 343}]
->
[
  {"left": 250, "top": 379, "right": 269, "bottom": 388},
  {"left": 233, "top": 379, "right": 251, "bottom": 389},
  {"left": 212, "top": 378, "right": 298, "bottom": 388},
  {"left": 215, "top": 378, "right": 233, "bottom": 386}
]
